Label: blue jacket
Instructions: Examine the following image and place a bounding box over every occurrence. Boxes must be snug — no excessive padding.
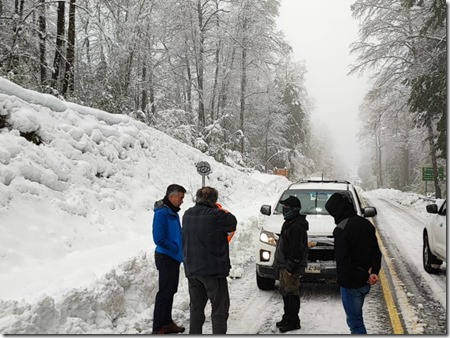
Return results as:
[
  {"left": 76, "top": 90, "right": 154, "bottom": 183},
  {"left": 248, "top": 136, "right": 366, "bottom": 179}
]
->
[{"left": 152, "top": 199, "right": 183, "bottom": 263}]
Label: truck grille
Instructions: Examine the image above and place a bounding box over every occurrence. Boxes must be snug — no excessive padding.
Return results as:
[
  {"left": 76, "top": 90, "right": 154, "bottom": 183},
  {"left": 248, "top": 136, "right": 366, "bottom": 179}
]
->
[{"left": 308, "top": 248, "right": 335, "bottom": 261}]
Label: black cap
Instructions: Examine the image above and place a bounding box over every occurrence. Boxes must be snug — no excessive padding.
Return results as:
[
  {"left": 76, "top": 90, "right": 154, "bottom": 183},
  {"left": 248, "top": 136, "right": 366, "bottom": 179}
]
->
[{"left": 280, "top": 196, "right": 301, "bottom": 208}]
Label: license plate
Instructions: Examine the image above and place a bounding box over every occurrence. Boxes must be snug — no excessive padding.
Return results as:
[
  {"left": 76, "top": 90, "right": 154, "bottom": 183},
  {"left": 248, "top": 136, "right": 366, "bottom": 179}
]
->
[{"left": 305, "top": 263, "right": 321, "bottom": 274}]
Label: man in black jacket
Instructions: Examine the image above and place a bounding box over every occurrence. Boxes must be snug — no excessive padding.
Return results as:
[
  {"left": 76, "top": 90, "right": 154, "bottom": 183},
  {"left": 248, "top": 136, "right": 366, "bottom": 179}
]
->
[
  {"left": 325, "top": 191, "right": 382, "bottom": 334},
  {"left": 182, "top": 186, "right": 237, "bottom": 334},
  {"left": 273, "top": 195, "right": 309, "bottom": 333}
]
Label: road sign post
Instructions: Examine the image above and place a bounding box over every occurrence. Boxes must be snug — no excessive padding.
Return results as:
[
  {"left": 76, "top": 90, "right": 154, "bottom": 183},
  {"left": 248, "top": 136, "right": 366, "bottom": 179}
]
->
[
  {"left": 196, "top": 161, "right": 211, "bottom": 187},
  {"left": 422, "top": 167, "right": 445, "bottom": 195}
]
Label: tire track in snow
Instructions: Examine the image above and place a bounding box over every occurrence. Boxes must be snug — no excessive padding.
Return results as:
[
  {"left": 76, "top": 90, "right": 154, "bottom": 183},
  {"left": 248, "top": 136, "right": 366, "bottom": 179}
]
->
[
  {"left": 227, "top": 264, "right": 391, "bottom": 334},
  {"left": 227, "top": 264, "right": 281, "bottom": 334}
]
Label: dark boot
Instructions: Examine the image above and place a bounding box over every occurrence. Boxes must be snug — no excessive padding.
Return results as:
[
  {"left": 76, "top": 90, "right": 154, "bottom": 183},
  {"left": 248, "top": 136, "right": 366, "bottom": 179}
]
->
[
  {"left": 279, "top": 295, "right": 301, "bottom": 333},
  {"left": 162, "top": 321, "right": 185, "bottom": 334},
  {"left": 276, "top": 296, "right": 289, "bottom": 327}
]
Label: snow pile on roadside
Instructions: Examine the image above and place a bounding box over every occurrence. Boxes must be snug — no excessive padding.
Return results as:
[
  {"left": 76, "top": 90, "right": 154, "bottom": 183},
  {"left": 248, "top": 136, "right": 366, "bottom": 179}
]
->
[
  {"left": 0, "top": 77, "right": 290, "bottom": 334},
  {"left": 366, "top": 188, "right": 442, "bottom": 213}
]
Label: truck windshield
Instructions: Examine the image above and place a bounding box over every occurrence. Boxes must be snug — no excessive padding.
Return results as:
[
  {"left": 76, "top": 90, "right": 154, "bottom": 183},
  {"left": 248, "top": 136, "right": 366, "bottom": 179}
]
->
[{"left": 275, "top": 190, "right": 353, "bottom": 215}]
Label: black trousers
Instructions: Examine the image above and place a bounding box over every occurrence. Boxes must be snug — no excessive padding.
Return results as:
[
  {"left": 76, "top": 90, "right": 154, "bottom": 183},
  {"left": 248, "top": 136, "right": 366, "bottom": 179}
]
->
[
  {"left": 152, "top": 253, "right": 180, "bottom": 331},
  {"left": 188, "top": 277, "right": 230, "bottom": 334}
]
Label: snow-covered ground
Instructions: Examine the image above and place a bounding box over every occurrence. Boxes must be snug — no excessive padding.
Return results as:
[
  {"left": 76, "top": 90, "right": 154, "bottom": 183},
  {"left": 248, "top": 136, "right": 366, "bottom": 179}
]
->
[
  {"left": 0, "top": 77, "right": 290, "bottom": 333},
  {"left": 0, "top": 77, "right": 445, "bottom": 334}
]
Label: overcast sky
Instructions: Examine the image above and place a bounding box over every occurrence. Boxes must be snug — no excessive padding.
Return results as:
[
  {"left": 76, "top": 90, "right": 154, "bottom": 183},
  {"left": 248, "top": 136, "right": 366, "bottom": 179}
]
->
[{"left": 277, "top": 0, "right": 371, "bottom": 177}]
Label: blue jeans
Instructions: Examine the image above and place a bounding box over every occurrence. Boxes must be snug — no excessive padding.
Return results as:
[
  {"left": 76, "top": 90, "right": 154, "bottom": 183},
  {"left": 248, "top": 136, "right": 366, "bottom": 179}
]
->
[{"left": 340, "top": 285, "right": 370, "bottom": 334}]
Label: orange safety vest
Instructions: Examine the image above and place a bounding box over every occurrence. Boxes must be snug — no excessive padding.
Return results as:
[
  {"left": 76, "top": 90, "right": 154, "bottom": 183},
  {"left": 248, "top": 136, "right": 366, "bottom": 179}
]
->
[{"left": 216, "top": 203, "right": 235, "bottom": 242}]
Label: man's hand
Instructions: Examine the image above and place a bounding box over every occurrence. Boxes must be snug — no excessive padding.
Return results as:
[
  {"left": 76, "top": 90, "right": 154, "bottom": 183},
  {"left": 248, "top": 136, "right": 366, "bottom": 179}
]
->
[{"left": 368, "top": 273, "right": 378, "bottom": 285}]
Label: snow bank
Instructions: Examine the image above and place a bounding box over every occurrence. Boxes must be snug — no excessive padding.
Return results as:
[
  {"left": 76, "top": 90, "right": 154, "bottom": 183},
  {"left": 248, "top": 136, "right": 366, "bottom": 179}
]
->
[
  {"left": 367, "top": 188, "right": 440, "bottom": 214},
  {"left": 0, "top": 77, "right": 289, "bottom": 333}
]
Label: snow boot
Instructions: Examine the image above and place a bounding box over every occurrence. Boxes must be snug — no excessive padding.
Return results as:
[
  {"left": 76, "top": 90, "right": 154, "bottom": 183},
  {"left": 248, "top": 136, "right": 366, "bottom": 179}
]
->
[
  {"left": 276, "top": 296, "right": 289, "bottom": 327},
  {"left": 162, "top": 321, "right": 185, "bottom": 334},
  {"left": 279, "top": 295, "right": 301, "bottom": 332},
  {"left": 279, "top": 320, "right": 301, "bottom": 333}
]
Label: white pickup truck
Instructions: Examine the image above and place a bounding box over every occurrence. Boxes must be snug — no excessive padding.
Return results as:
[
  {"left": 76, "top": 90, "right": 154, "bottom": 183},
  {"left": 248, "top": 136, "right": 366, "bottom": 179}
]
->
[
  {"left": 423, "top": 199, "right": 446, "bottom": 273},
  {"left": 255, "top": 179, "right": 377, "bottom": 290}
]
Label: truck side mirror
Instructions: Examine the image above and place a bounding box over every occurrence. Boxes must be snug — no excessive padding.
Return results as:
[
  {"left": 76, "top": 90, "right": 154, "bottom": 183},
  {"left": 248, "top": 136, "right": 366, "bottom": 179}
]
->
[
  {"left": 260, "top": 205, "right": 271, "bottom": 216},
  {"left": 426, "top": 204, "right": 438, "bottom": 214},
  {"left": 363, "top": 207, "right": 377, "bottom": 217}
]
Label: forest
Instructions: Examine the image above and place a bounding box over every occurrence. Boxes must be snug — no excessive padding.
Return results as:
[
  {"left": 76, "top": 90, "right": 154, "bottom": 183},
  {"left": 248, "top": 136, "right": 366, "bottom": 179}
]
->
[{"left": 0, "top": 0, "right": 446, "bottom": 196}]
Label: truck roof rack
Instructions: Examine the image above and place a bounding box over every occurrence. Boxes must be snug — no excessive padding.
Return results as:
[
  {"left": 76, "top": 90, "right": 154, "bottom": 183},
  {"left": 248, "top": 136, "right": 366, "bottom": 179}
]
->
[{"left": 288, "top": 179, "right": 351, "bottom": 188}]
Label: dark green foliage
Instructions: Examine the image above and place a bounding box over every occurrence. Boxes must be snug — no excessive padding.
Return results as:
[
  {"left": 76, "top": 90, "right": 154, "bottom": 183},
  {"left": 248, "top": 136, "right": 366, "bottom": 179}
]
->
[
  {"left": 407, "top": 61, "right": 446, "bottom": 159},
  {"left": 0, "top": 113, "right": 42, "bottom": 145},
  {"left": 282, "top": 82, "right": 306, "bottom": 147},
  {"left": 21, "top": 130, "right": 42, "bottom": 145},
  {"left": 0, "top": 114, "right": 10, "bottom": 129}
]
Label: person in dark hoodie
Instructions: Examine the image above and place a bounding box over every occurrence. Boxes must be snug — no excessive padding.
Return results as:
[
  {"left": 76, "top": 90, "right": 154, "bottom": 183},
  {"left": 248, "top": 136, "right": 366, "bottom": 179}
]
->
[
  {"left": 273, "top": 195, "right": 309, "bottom": 333},
  {"left": 152, "top": 184, "right": 186, "bottom": 334},
  {"left": 324, "top": 191, "right": 382, "bottom": 334},
  {"left": 182, "top": 186, "right": 237, "bottom": 334}
]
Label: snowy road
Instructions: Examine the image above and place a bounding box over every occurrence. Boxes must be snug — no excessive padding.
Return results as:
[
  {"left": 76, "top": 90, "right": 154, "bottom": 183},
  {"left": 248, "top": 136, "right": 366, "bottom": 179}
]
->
[
  {"left": 213, "top": 193, "right": 447, "bottom": 335},
  {"left": 365, "top": 193, "right": 447, "bottom": 334},
  {"left": 182, "top": 262, "right": 391, "bottom": 335}
]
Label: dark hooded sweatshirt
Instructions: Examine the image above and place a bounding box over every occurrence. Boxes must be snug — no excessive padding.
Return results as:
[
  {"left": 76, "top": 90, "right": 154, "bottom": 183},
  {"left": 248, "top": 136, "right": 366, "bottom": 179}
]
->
[
  {"left": 274, "top": 214, "right": 309, "bottom": 275},
  {"left": 325, "top": 192, "right": 382, "bottom": 289}
]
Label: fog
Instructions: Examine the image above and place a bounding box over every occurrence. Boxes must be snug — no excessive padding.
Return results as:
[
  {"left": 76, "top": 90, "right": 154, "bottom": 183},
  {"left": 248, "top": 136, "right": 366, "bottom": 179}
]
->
[{"left": 277, "top": 0, "right": 372, "bottom": 176}]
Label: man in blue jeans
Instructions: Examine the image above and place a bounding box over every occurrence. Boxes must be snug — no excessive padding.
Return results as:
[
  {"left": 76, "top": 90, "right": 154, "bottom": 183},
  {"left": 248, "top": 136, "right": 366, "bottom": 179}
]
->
[
  {"left": 325, "top": 191, "right": 382, "bottom": 334},
  {"left": 152, "top": 184, "right": 186, "bottom": 334}
]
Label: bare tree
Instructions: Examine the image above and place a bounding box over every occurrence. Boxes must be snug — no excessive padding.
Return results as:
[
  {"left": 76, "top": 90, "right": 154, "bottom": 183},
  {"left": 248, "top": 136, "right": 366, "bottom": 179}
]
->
[
  {"left": 52, "top": 0, "right": 66, "bottom": 90},
  {"left": 62, "top": 0, "right": 76, "bottom": 96},
  {"left": 38, "top": 0, "right": 47, "bottom": 85},
  {"left": 351, "top": 0, "right": 446, "bottom": 196}
]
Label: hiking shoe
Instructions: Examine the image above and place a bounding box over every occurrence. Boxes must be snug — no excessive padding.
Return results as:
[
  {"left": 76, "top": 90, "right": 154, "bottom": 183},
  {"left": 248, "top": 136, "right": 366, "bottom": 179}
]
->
[
  {"left": 276, "top": 318, "right": 288, "bottom": 328},
  {"left": 279, "top": 322, "right": 301, "bottom": 333},
  {"left": 162, "top": 321, "right": 185, "bottom": 334},
  {"left": 151, "top": 328, "right": 166, "bottom": 334}
]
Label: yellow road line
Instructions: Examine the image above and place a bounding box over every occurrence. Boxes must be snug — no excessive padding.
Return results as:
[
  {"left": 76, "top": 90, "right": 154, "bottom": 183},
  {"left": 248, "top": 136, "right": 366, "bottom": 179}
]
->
[{"left": 376, "top": 231, "right": 405, "bottom": 334}]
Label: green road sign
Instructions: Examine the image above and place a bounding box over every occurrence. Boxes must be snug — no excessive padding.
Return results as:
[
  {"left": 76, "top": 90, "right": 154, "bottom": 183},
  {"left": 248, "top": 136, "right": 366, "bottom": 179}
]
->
[{"left": 422, "top": 167, "right": 444, "bottom": 181}]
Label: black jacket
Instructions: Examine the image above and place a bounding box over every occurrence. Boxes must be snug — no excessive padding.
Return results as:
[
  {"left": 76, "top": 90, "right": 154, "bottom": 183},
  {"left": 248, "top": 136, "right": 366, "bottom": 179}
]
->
[
  {"left": 325, "top": 192, "right": 382, "bottom": 288},
  {"left": 182, "top": 203, "right": 237, "bottom": 278},
  {"left": 274, "top": 214, "right": 309, "bottom": 274}
]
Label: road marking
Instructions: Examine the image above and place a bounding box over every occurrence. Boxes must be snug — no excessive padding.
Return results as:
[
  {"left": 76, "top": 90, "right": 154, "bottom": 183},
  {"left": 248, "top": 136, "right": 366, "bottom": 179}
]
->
[{"left": 376, "top": 231, "right": 405, "bottom": 334}]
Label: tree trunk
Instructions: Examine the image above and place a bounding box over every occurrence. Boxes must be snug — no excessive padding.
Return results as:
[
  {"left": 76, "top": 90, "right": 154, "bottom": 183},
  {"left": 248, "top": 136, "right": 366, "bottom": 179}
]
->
[
  {"left": 240, "top": 44, "right": 246, "bottom": 154},
  {"left": 185, "top": 38, "right": 192, "bottom": 114},
  {"left": 38, "top": 0, "right": 47, "bottom": 85},
  {"left": 84, "top": 25, "right": 91, "bottom": 69},
  {"left": 52, "top": 1, "right": 66, "bottom": 90},
  {"left": 149, "top": 68, "right": 155, "bottom": 116},
  {"left": 427, "top": 121, "right": 442, "bottom": 198},
  {"left": 376, "top": 131, "right": 383, "bottom": 188},
  {"left": 196, "top": 0, "right": 205, "bottom": 126},
  {"left": 218, "top": 46, "right": 236, "bottom": 119},
  {"left": 239, "top": 2, "right": 249, "bottom": 155},
  {"left": 210, "top": 41, "right": 220, "bottom": 122},
  {"left": 18, "top": 0, "right": 24, "bottom": 19},
  {"left": 62, "top": 0, "right": 76, "bottom": 96},
  {"left": 141, "top": 63, "right": 148, "bottom": 113},
  {"left": 210, "top": 0, "right": 220, "bottom": 121}
]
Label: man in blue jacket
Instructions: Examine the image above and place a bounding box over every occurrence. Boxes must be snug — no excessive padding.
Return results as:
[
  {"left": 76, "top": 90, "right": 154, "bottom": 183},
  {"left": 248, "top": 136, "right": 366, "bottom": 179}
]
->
[{"left": 152, "top": 184, "right": 186, "bottom": 334}]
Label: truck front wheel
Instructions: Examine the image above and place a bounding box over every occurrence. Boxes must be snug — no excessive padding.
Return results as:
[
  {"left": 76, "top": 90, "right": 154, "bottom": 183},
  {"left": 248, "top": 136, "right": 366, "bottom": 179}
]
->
[
  {"left": 256, "top": 272, "right": 276, "bottom": 290},
  {"left": 423, "top": 233, "right": 442, "bottom": 274}
]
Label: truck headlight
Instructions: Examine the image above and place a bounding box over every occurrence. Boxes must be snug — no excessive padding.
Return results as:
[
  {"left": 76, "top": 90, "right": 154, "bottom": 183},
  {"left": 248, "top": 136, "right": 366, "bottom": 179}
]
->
[{"left": 259, "top": 230, "right": 277, "bottom": 246}]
